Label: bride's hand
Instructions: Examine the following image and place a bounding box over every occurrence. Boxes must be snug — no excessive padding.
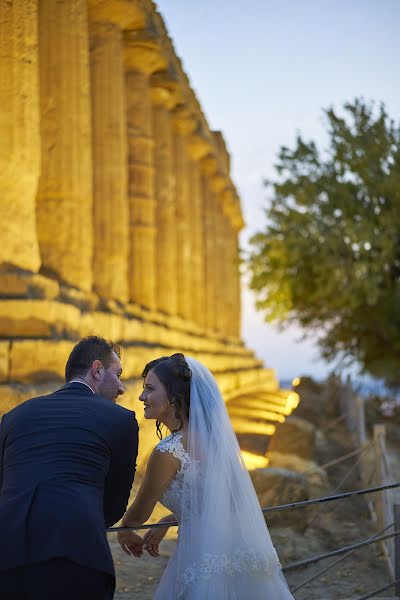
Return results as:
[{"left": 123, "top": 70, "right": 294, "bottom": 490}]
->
[
  {"left": 142, "top": 524, "right": 169, "bottom": 557},
  {"left": 117, "top": 529, "right": 144, "bottom": 558}
]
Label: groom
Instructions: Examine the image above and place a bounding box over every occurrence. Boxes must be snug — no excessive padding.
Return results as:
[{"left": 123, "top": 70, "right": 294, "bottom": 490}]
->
[{"left": 0, "top": 336, "right": 141, "bottom": 600}]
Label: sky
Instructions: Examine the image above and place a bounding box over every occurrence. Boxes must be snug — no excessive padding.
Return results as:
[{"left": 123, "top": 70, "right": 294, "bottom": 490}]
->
[{"left": 156, "top": 0, "right": 400, "bottom": 381}]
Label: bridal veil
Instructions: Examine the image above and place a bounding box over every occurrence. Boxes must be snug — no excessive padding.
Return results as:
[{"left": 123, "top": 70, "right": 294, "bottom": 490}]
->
[{"left": 171, "top": 356, "right": 294, "bottom": 599}]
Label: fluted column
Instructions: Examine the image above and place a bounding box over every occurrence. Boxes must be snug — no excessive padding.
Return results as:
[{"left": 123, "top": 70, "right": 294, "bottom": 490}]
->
[
  {"left": 221, "top": 187, "right": 243, "bottom": 339},
  {"left": 173, "top": 133, "right": 191, "bottom": 320},
  {"left": 172, "top": 107, "right": 197, "bottom": 321},
  {"left": 202, "top": 178, "right": 214, "bottom": 333},
  {"left": 210, "top": 172, "right": 229, "bottom": 336},
  {"left": 222, "top": 211, "right": 236, "bottom": 338},
  {"left": 36, "top": 0, "right": 93, "bottom": 291},
  {"left": 0, "top": 0, "right": 41, "bottom": 272},
  {"left": 215, "top": 201, "right": 226, "bottom": 336},
  {"left": 201, "top": 155, "right": 219, "bottom": 333},
  {"left": 89, "top": 16, "right": 129, "bottom": 302},
  {"left": 187, "top": 159, "right": 203, "bottom": 325},
  {"left": 186, "top": 132, "right": 212, "bottom": 330},
  {"left": 150, "top": 76, "right": 180, "bottom": 316},
  {"left": 232, "top": 228, "right": 242, "bottom": 339},
  {"left": 124, "top": 34, "right": 166, "bottom": 310}
]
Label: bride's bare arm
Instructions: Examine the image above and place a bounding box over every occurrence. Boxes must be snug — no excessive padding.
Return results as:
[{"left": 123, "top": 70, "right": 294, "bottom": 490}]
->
[{"left": 121, "top": 449, "right": 180, "bottom": 528}]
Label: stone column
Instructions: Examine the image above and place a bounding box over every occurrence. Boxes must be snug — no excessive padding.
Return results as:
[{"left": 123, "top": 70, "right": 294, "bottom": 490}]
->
[
  {"left": 201, "top": 155, "right": 219, "bottom": 333},
  {"left": 172, "top": 107, "right": 197, "bottom": 321},
  {"left": 216, "top": 202, "right": 227, "bottom": 336},
  {"left": 222, "top": 211, "right": 237, "bottom": 338},
  {"left": 186, "top": 132, "right": 212, "bottom": 330},
  {"left": 124, "top": 34, "right": 166, "bottom": 311},
  {"left": 0, "top": 0, "right": 41, "bottom": 272},
  {"left": 187, "top": 159, "right": 203, "bottom": 325},
  {"left": 88, "top": 11, "right": 130, "bottom": 303},
  {"left": 210, "top": 173, "right": 230, "bottom": 336},
  {"left": 232, "top": 228, "right": 242, "bottom": 339},
  {"left": 36, "top": 0, "right": 93, "bottom": 292},
  {"left": 173, "top": 132, "right": 190, "bottom": 321},
  {"left": 221, "top": 188, "right": 243, "bottom": 340},
  {"left": 201, "top": 177, "right": 214, "bottom": 333},
  {"left": 150, "top": 75, "right": 180, "bottom": 316}
]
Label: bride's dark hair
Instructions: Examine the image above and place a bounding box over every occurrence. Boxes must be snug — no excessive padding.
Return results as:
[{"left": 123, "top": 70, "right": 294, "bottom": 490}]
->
[{"left": 142, "top": 353, "right": 191, "bottom": 439}]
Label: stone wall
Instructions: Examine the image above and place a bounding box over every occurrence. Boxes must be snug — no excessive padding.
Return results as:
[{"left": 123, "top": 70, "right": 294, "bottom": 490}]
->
[{"left": 0, "top": 0, "right": 288, "bottom": 451}]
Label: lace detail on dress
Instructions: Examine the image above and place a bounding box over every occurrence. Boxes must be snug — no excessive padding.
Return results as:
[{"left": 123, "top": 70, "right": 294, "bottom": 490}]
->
[
  {"left": 155, "top": 434, "right": 198, "bottom": 521},
  {"left": 156, "top": 434, "right": 190, "bottom": 472},
  {"left": 177, "top": 547, "right": 281, "bottom": 598}
]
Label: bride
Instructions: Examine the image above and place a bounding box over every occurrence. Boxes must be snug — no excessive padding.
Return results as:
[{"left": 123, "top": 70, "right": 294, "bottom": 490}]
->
[{"left": 118, "top": 353, "right": 294, "bottom": 599}]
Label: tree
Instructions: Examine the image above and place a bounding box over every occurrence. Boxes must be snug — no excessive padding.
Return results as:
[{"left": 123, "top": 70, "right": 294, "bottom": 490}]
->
[{"left": 247, "top": 99, "right": 400, "bottom": 387}]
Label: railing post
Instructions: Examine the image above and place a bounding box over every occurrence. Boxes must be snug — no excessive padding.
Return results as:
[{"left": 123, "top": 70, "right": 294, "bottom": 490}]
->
[
  {"left": 355, "top": 396, "right": 366, "bottom": 447},
  {"left": 356, "top": 396, "right": 369, "bottom": 487},
  {"left": 395, "top": 504, "right": 400, "bottom": 597},
  {"left": 340, "top": 376, "right": 354, "bottom": 434},
  {"left": 373, "top": 424, "right": 386, "bottom": 532},
  {"left": 373, "top": 424, "right": 395, "bottom": 578}
]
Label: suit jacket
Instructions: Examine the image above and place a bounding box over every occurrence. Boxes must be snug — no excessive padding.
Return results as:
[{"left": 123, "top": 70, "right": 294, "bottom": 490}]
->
[{"left": 0, "top": 382, "right": 138, "bottom": 576}]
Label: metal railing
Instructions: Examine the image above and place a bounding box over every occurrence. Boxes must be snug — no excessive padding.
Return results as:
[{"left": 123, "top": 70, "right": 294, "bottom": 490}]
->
[
  {"left": 108, "top": 379, "right": 400, "bottom": 598},
  {"left": 339, "top": 378, "right": 400, "bottom": 581},
  {"left": 108, "top": 481, "right": 400, "bottom": 598}
]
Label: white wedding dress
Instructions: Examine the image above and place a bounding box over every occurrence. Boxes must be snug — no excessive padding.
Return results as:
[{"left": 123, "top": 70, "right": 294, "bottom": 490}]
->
[{"left": 152, "top": 362, "right": 294, "bottom": 599}]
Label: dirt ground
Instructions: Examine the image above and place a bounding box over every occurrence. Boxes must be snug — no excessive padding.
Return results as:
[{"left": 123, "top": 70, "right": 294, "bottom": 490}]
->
[{"left": 110, "top": 380, "right": 400, "bottom": 599}]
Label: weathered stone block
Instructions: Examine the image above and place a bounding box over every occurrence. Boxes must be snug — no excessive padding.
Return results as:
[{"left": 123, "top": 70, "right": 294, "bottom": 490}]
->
[
  {"left": 60, "top": 286, "right": 99, "bottom": 311},
  {"left": 0, "top": 342, "right": 10, "bottom": 382},
  {"left": 266, "top": 451, "right": 329, "bottom": 498},
  {"left": 0, "top": 300, "right": 81, "bottom": 338},
  {"left": 267, "top": 415, "right": 316, "bottom": 460},
  {"left": 0, "top": 382, "right": 58, "bottom": 417},
  {"left": 0, "top": 385, "right": 28, "bottom": 416},
  {"left": 0, "top": 272, "right": 60, "bottom": 300},
  {"left": 122, "top": 346, "right": 167, "bottom": 379},
  {"left": 10, "top": 340, "right": 73, "bottom": 382},
  {"left": 81, "top": 311, "right": 124, "bottom": 342},
  {"left": 250, "top": 467, "right": 310, "bottom": 531}
]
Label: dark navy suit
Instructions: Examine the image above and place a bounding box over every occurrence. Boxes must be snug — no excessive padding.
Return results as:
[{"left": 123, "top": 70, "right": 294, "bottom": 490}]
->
[{"left": 0, "top": 382, "right": 138, "bottom": 599}]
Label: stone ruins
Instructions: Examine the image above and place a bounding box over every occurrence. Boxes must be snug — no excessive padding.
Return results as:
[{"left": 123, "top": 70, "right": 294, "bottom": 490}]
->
[{"left": 0, "top": 1, "right": 294, "bottom": 465}]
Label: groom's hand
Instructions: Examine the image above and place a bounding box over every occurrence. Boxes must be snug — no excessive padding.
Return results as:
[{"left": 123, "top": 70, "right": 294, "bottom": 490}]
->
[{"left": 117, "top": 529, "right": 144, "bottom": 558}]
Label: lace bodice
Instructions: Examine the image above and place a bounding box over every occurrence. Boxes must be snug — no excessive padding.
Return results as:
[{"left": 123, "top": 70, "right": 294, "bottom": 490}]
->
[
  {"left": 155, "top": 434, "right": 283, "bottom": 598},
  {"left": 155, "top": 433, "right": 196, "bottom": 521}
]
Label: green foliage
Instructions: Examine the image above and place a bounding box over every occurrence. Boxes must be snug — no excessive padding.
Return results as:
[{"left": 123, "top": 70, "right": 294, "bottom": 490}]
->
[{"left": 247, "top": 99, "right": 400, "bottom": 387}]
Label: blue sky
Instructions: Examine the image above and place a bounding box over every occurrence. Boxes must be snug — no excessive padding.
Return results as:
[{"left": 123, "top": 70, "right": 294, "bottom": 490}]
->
[{"left": 156, "top": 0, "right": 400, "bottom": 380}]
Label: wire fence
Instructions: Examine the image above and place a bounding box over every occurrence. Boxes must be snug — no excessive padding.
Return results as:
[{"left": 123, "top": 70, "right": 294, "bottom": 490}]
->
[
  {"left": 339, "top": 377, "right": 400, "bottom": 583},
  {"left": 108, "top": 481, "right": 400, "bottom": 598},
  {"left": 108, "top": 377, "right": 400, "bottom": 599},
  {"left": 107, "top": 481, "right": 400, "bottom": 532}
]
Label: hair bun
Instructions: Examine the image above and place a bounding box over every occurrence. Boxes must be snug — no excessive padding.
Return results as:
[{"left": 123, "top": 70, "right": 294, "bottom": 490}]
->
[{"left": 169, "top": 353, "right": 192, "bottom": 381}]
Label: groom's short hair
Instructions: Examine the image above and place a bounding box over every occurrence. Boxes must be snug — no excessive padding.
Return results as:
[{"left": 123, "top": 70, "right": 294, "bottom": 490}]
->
[{"left": 65, "top": 336, "right": 121, "bottom": 382}]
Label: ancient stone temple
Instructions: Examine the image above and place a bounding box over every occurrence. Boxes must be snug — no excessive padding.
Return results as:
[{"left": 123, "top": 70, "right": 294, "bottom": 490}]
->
[{"left": 0, "top": 0, "right": 297, "bottom": 469}]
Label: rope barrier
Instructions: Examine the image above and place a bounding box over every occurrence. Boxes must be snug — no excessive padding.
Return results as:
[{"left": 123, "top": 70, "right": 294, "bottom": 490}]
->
[
  {"left": 262, "top": 481, "right": 400, "bottom": 514},
  {"left": 322, "top": 413, "right": 346, "bottom": 432},
  {"left": 107, "top": 400, "right": 398, "bottom": 597},
  {"left": 302, "top": 443, "right": 369, "bottom": 474},
  {"left": 107, "top": 482, "right": 400, "bottom": 532},
  {"left": 354, "top": 577, "right": 400, "bottom": 600},
  {"left": 282, "top": 528, "right": 400, "bottom": 572},
  {"left": 304, "top": 443, "right": 371, "bottom": 531},
  {"left": 291, "top": 522, "right": 394, "bottom": 593},
  {"left": 332, "top": 443, "right": 370, "bottom": 491}
]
